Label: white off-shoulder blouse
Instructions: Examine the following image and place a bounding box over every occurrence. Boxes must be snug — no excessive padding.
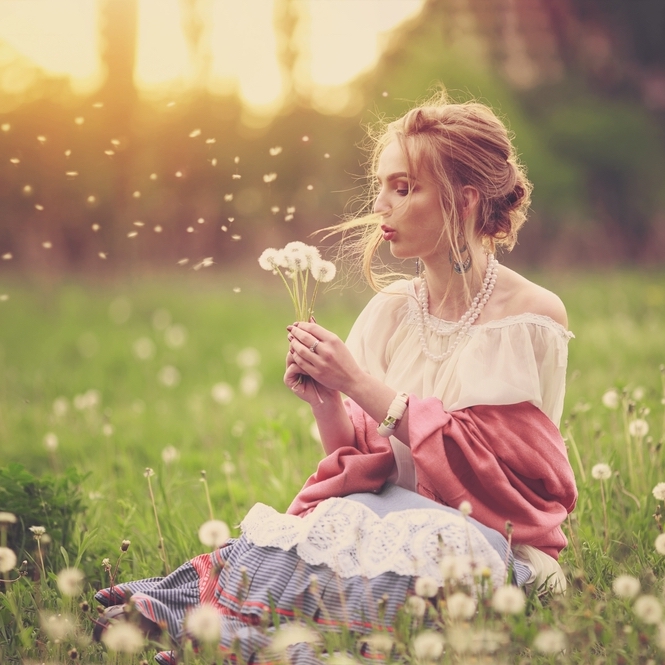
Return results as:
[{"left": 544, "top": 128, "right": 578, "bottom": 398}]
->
[{"left": 345, "top": 279, "right": 574, "bottom": 428}]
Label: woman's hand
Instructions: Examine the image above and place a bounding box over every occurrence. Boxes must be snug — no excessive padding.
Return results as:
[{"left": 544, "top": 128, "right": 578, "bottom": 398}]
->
[
  {"left": 284, "top": 350, "right": 336, "bottom": 406},
  {"left": 287, "top": 321, "right": 364, "bottom": 396}
]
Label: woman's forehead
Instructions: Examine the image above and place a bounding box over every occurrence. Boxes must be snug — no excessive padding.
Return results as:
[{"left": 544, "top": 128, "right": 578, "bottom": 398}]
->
[{"left": 376, "top": 140, "right": 409, "bottom": 177}]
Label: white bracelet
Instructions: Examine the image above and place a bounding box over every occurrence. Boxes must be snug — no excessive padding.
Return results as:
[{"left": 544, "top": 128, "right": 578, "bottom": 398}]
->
[{"left": 377, "top": 392, "right": 409, "bottom": 437}]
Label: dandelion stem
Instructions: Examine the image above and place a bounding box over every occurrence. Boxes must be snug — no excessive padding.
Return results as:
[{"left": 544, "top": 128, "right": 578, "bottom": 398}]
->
[
  {"left": 621, "top": 403, "right": 636, "bottom": 491},
  {"left": 564, "top": 423, "right": 586, "bottom": 484},
  {"left": 146, "top": 474, "right": 171, "bottom": 574},
  {"left": 201, "top": 471, "right": 215, "bottom": 521},
  {"left": 600, "top": 479, "right": 609, "bottom": 550}
]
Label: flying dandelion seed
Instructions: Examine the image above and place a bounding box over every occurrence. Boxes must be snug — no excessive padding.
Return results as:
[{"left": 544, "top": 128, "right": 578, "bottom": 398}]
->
[
  {"left": 104, "top": 150, "right": 115, "bottom": 156},
  {"left": 412, "top": 631, "right": 445, "bottom": 660},
  {"left": 233, "top": 287, "right": 241, "bottom": 293},
  {"left": 285, "top": 214, "right": 294, "bottom": 222},
  {"left": 44, "top": 432, "right": 58, "bottom": 451},
  {"left": 175, "top": 171, "right": 183, "bottom": 177},
  {"left": 234, "top": 156, "right": 240, "bottom": 164},
  {"left": 92, "top": 102, "right": 103, "bottom": 108},
  {"left": 164, "top": 325, "right": 187, "bottom": 348},
  {"left": 53, "top": 397, "right": 69, "bottom": 417},
  {"left": 221, "top": 225, "right": 228, "bottom": 232},
  {"left": 197, "top": 217, "right": 205, "bottom": 224},
  {"left": 206, "top": 138, "right": 216, "bottom": 144},
  {"left": 237, "top": 347, "right": 261, "bottom": 368},
  {"left": 74, "top": 116, "right": 84, "bottom": 125},
  {"left": 91, "top": 224, "right": 100, "bottom": 231},
  {"left": 287, "top": 206, "right": 295, "bottom": 213},
  {"left": 198, "top": 519, "right": 230, "bottom": 548},
  {"left": 307, "top": 184, "right": 314, "bottom": 190},
  {"left": 87, "top": 195, "right": 97, "bottom": 204},
  {"left": 186, "top": 604, "right": 220, "bottom": 642},
  {"left": 269, "top": 146, "right": 283, "bottom": 156},
  {"left": 167, "top": 101, "right": 176, "bottom": 107},
  {"left": 231, "top": 234, "right": 242, "bottom": 241},
  {"left": 302, "top": 136, "right": 309, "bottom": 142},
  {"left": 127, "top": 231, "right": 138, "bottom": 238},
  {"left": 224, "top": 193, "right": 233, "bottom": 201},
  {"left": 150, "top": 173, "right": 158, "bottom": 180},
  {"left": 189, "top": 129, "right": 202, "bottom": 138},
  {"left": 9, "top": 158, "right": 20, "bottom": 164},
  {"left": 187, "top": 227, "right": 194, "bottom": 233},
  {"left": 133, "top": 221, "right": 144, "bottom": 227},
  {"left": 57, "top": 567, "right": 84, "bottom": 596},
  {"left": 0, "top": 295, "right": 9, "bottom": 302},
  {"left": 271, "top": 206, "right": 280, "bottom": 214},
  {"left": 111, "top": 139, "right": 120, "bottom": 146},
  {"left": 66, "top": 171, "right": 79, "bottom": 177},
  {"left": 228, "top": 217, "right": 234, "bottom": 222},
  {"left": 36, "top": 204, "right": 45, "bottom": 211},
  {"left": 193, "top": 257, "right": 214, "bottom": 270},
  {"left": 240, "top": 370, "right": 262, "bottom": 397},
  {"left": 211, "top": 158, "right": 218, "bottom": 166},
  {"left": 132, "top": 191, "right": 141, "bottom": 198},
  {"left": 2, "top": 253, "right": 12, "bottom": 260},
  {"left": 447, "top": 592, "right": 476, "bottom": 620},
  {"left": 1, "top": 123, "right": 10, "bottom": 131},
  {"left": 65, "top": 149, "right": 72, "bottom": 156},
  {"left": 178, "top": 258, "right": 189, "bottom": 265},
  {"left": 98, "top": 252, "right": 107, "bottom": 259},
  {"left": 154, "top": 225, "right": 162, "bottom": 233},
  {"left": 0, "top": 547, "right": 17, "bottom": 573},
  {"left": 42, "top": 241, "right": 51, "bottom": 248},
  {"left": 22, "top": 185, "right": 33, "bottom": 195},
  {"left": 263, "top": 173, "right": 277, "bottom": 183},
  {"left": 37, "top": 135, "right": 46, "bottom": 143},
  {"left": 324, "top": 153, "right": 330, "bottom": 158}
]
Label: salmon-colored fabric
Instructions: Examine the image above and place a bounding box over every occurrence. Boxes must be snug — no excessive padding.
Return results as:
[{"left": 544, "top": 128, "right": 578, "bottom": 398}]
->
[{"left": 287, "top": 398, "right": 577, "bottom": 559}]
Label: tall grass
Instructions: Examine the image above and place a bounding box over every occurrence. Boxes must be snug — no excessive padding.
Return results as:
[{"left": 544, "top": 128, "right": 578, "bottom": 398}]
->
[{"left": 0, "top": 269, "right": 664, "bottom": 663}]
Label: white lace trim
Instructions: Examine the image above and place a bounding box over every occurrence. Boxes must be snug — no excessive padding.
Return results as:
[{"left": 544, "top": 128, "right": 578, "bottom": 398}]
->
[
  {"left": 240, "top": 498, "right": 506, "bottom": 591},
  {"left": 404, "top": 281, "right": 574, "bottom": 339}
]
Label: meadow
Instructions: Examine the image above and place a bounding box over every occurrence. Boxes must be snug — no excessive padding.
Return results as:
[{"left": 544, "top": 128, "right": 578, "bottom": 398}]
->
[{"left": 1, "top": 268, "right": 664, "bottom": 664}]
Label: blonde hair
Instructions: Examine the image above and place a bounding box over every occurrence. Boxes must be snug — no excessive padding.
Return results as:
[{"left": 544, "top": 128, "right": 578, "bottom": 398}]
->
[{"left": 328, "top": 91, "right": 532, "bottom": 292}]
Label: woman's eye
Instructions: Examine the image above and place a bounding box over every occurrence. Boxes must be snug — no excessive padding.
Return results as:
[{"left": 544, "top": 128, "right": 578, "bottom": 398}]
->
[{"left": 396, "top": 187, "right": 410, "bottom": 196}]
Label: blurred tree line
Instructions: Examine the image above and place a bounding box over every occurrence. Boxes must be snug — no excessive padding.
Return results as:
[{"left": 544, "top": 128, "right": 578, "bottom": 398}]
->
[{"left": 0, "top": 0, "right": 664, "bottom": 277}]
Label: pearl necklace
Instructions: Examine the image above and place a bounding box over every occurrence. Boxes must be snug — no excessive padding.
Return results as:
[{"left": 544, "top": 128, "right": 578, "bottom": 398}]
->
[{"left": 417, "top": 254, "right": 498, "bottom": 362}]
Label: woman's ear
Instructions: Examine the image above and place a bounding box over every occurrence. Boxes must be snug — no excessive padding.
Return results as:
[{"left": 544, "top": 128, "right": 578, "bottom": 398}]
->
[{"left": 462, "top": 186, "right": 480, "bottom": 218}]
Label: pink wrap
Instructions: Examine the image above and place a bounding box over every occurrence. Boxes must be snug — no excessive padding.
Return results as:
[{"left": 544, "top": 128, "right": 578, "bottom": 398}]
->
[{"left": 287, "top": 398, "right": 577, "bottom": 559}]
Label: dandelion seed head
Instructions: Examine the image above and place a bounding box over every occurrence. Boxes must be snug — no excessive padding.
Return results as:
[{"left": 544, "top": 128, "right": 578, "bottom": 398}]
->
[
  {"left": 414, "top": 575, "right": 439, "bottom": 598},
  {"left": 458, "top": 500, "right": 472, "bottom": 516},
  {"left": 602, "top": 389, "right": 620, "bottom": 409},
  {"left": 412, "top": 631, "right": 444, "bottom": 660},
  {"left": 30, "top": 525, "right": 46, "bottom": 537},
  {"left": 211, "top": 382, "right": 234, "bottom": 405},
  {"left": 102, "top": 621, "right": 145, "bottom": 652},
  {"left": 447, "top": 592, "right": 476, "bottom": 620},
  {"left": 41, "top": 612, "right": 76, "bottom": 641},
  {"left": 655, "top": 534, "right": 665, "bottom": 555},
  {"left": 361, "top": 632, "right": 393, "bottom": 655},
  {"left": 270, "top": 623, "right": 321, "bottom": 654},
  {"left": 186, "top": 604, "right": 219, "bottom": 642},
  {"left": 652, "top": 483, "right": 665, "bottom": 501},
  {"left": 143, "top": 467, "right": 155, "bottom": 478},
  {"left": 440, "top": 554, "right": 472, "bottom": 582},
  {"left": 164, "top": 325, "right": 187, "bottom": 348},
  {"left": 591, "top": 463, "right": 612, "bottom": 480},
  {"left": 57, "top": 567, "right": 84, "bottom": 596},
  {"left": 491, "top": 585, "right": 525, "bottom": 615},
  {"left": 629, "top": 419, "right": 649, "bottom": 437},
  {"left": 158, "top": 365, "right": 180, "bottom": 387},
  {"left": 634, "top": 595, "right": 663, "bottom": 624},
  {"left": 533, "top": 628, "right": 566, "bottom": 654},
  {"left": 0, "top": 512, "right": 17, "bottom": 524},
  {"left": 310, "top": 259, "right": 336, "bottom": 282},
  {"left": 198, "top": 519, "right": 231, "bottom": 548},
  {"left": 161, "top": 445, "right": 179, "bottom": 464},
  {"left": 632, "top": 386, "right": 645, "bottom": 401},
  {"left": 404, "top": 595, "right": 427, "bottom": 618},
  {"left": 44, "top": 432, "right": 58, "bottom": 451},
  {"left": 0, "top": 547, "right": 18, "bottom": 573}
]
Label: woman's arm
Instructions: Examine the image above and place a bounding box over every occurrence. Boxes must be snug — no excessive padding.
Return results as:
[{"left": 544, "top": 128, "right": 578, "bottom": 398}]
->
[{"left": 287, "top": 322, "right": 411, "bottom": 446}]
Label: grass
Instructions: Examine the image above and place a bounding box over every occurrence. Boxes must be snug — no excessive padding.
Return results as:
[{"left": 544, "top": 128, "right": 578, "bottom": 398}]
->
[{"left": 0, "top": 268, "right": 664, "bottom": 663}]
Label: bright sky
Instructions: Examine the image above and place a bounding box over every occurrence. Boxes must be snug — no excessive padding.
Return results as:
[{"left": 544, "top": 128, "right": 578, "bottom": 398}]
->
[{"left": 0, "top": 0, "right": 424, "bottom": 111}]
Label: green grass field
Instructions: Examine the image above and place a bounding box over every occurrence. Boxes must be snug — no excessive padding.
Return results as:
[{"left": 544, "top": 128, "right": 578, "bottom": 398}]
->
[{"left": 1, "top": 269, "right": 664, "bottom": 663}]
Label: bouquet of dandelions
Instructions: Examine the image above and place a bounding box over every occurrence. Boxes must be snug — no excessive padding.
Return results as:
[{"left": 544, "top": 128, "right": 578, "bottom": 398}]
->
[{"left": 258, "top": 241, "right": 337, "bottom": 322}]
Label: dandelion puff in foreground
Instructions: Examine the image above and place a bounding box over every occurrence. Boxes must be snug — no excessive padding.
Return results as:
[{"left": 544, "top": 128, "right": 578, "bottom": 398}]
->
[
  {"left": 591, "top": 463, "right": 612, "bottom": 480},
  {"left": 491, "top": 585, "right": 526, "bottom": 615},
  {"left": 198, "top": 520, "right": 230, "bottom": 548},
  {"left": 360, "top": 632, "right": 393, "bottom": 656},
  {"left": 612, "top": 574, "right": 641, "bottom": 599},
  {"left": 102, "top": 621, "right": 145, "bottom": 653},
  {"left": 186, "top": 604, "right": 219, "bottom": 642},
  {"left": 446, "top": 592, "right": 476, "bottom": 620},
  {"left": 41, "top": 612, "right": 76, "bottom": 641},
  {"left": 0, "top": 547, "right": 18, "bottom": 573},
  {"left": 634, "top": 595, "right": 663, "bottom": 624},
  {"left": 270, "top": 623, "right": 321, "bottom": 654},
  {"left": 404, "top": 595, "right": 427, "bottom": 618},
  {"left": 532, "top": 628, "right": 566, "bottom": 654},
  {"left": 414, "top": 576, "right": 439, "bottom": 598},
  {"left": 412, "top": 631, "right": 445, "bottom": 660},
  {"left": 629, "top": 419, "right": 649, "bottom": 437},
  {"left": 57, "top": 567, "right": 85, "bottom": 596},
  {"left": 0, "top": 512, "right": 17, "bottom": 525}
]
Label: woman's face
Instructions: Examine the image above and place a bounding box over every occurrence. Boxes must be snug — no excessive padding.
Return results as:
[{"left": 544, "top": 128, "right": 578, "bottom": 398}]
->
[{"left": 373, "top": 139, "right": 447, "bottom": 263}]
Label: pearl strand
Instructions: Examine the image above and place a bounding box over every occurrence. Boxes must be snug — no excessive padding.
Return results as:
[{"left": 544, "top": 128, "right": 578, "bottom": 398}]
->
[{"left": 417, "top": 254, "right": 498, "bottom": 363}]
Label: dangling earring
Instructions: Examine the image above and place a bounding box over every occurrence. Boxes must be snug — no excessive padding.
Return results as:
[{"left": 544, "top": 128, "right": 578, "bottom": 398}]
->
[
  {"left": 449, "top": 236, "right": 472, "bottom": 274},
  {"left": 415, "top": 257, "right": 421, "bottom": 277}
]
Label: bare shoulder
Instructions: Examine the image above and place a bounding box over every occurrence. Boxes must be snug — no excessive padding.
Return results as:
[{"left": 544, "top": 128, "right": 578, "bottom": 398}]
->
[{"left": 491, "top": 266, "right": 568, "bottom": 328}]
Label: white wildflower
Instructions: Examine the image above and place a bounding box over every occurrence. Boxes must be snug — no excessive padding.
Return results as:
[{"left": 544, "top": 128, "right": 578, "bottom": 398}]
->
[
  {"left": 133, "top": 337, "right": 156, "bottom": 360},
  {"left": 310, "top": 259, "right": 336, "bottom": 283},
  {"left": 404, "top": 595, "right": 427, "bottom": 618},
  {"left": 532, "top": 628, "right": 566, "bottom": 654},
  {"left": 102, "top": 621, "right": 145, "bottom": 652},
  {"left": 440, "top": 554, "right": 472, "bottom": 582},
  {"left": 601, "top": 389, "right": 620, "bottom": 409},
  {"left": 186, "top": 604, "right": 220, "bottom": 642},
  {"left": 236, "top": 347, "right": 261, "bottom": 368},
  {"left": 44, "top": 432, "right": 58, "bottom": 451},
  {"left": 0, "top": 547, "right": 17, "bottom": 573},
  {"left": 198, "top": 520, "right": 230, "bottom": 548},
  {"left": 491, "top": 585, "right": 526, "bottom": 615},
  {"left": 414, "top": 576, "right": 439, "bottom": 598},
  {"left": 0, "top": 512, "right": 17, "bottom": 524},
  {"left": 270, "top": 623, "right": 321, "bottom": 654},
  {"left": 161, "top": 445, "right": 180, "bottom": 464},
  {"left": 656, "top": 534, "right": 665, "bottom": 555},
  {"left": 211, "top": 382, "right": 234, "bottom": 405},
  {"left": 634, "top": 595, "right": 663, "bottom": 624},
  {"left": 56, "top": 567, "right": 84, "bottom": 596},
  {"left": 612, "top": 574, "right": 641, "bottom": 599},
  {"left": 629, "top": 419, "right": 649, "bottom": 437},
  {"left": 412, "top": 631, "right": 445, "bottom": 660},
  {"left": 591, "top": 463, "right": 612, "bottom": 480},
  {"left": 446, "top": 592, "right": 476, "bottom": 620}
]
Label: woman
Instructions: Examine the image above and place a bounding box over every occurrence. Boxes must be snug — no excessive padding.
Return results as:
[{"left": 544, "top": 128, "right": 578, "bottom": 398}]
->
[{"left": 95, "top": 94, "right": 577, "bottom": 663}]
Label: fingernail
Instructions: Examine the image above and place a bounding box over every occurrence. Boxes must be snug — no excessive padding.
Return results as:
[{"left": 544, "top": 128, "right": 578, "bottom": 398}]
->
[
  {"left": 288, "top": 334, "right": 293, "bottom": 342},
  {"left": 286, "top": 325, "right": 292, "bottom": 331},
  {"left": 310, "top": 316, "right": 316, "bottom": 323}
]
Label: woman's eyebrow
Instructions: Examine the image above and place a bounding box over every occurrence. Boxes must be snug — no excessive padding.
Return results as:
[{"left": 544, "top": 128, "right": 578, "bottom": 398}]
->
[{"left": 376, "top": 171, "right": 410, "bottom": 183}]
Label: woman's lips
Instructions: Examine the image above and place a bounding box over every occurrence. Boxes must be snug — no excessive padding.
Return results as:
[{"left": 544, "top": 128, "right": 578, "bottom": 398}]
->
[{"left": 381, "top": 226, "right": 396, "bottom": 241}]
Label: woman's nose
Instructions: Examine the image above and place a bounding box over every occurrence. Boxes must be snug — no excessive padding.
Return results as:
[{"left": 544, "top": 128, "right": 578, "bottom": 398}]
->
[{"left": 373, "top": 189, "right": 390, "bottom": 215}]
